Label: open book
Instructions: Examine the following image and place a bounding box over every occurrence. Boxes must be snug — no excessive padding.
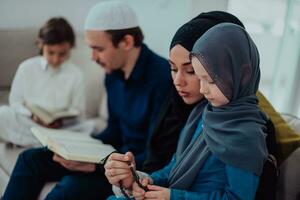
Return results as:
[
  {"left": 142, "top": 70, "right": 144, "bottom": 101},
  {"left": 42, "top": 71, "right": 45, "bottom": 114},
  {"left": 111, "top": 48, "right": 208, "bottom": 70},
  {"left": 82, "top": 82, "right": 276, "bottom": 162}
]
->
[
  {"left": 31, "top": 127, "right": 116, "bottom": 163},
  {"left": 25, "top": 102, "right": 79, "bottom": 125}
]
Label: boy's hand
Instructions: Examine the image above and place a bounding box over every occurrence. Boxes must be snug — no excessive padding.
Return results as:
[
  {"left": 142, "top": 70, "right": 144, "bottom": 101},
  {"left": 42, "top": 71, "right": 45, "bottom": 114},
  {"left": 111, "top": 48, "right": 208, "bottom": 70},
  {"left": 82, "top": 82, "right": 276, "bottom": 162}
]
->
[{"left": 32, "top": 115, "right": 62, "bottom": 128}]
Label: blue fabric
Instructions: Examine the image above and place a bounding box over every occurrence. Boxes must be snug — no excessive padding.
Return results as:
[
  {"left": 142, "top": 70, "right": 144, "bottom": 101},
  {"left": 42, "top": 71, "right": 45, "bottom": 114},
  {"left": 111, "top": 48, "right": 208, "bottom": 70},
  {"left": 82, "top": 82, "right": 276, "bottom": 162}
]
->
[
  {"left": 94, "top": 44, "right": 171, "bottom": 168},
  {"left": 107, "top": 117, "right": 259, "bottom": 200},
  {"left": 152, "top": 119, "right": 260, "bottom": 200}
]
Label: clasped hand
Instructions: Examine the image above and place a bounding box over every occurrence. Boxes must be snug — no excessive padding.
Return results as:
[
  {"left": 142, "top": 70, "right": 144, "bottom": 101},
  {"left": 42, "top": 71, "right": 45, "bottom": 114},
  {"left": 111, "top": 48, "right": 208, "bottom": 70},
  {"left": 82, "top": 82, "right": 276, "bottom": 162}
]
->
[{"left": 104, "top": 152, "right": 170, "bottom": 200}]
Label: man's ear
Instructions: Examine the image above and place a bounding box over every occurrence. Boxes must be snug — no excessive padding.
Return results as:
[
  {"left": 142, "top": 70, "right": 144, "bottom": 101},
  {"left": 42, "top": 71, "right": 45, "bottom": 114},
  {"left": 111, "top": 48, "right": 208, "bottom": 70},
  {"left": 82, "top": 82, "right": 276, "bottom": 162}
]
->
[{"left": 119, "top": 35, "right": 134, "bottom": 50}]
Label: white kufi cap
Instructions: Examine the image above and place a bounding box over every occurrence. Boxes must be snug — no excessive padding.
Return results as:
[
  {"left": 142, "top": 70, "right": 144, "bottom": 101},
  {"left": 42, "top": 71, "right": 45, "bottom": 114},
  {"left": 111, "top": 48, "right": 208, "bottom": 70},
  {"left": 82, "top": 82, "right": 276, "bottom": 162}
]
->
[{"left": 84, "top": 0, "right": 139, "bottom": 31}]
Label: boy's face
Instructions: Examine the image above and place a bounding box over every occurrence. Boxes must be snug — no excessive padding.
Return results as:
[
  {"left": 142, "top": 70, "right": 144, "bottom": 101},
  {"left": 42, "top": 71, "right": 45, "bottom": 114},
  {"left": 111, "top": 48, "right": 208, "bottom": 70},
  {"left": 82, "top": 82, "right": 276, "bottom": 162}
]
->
[
  {"left": 42, "top": 42, "right": 71, "bottom": 68},
  {"left": 192, "top": 57, "right": 229, "bottom": 107},
  {"left": 85, "top": 30, "right": 126, "bottom": 74}
]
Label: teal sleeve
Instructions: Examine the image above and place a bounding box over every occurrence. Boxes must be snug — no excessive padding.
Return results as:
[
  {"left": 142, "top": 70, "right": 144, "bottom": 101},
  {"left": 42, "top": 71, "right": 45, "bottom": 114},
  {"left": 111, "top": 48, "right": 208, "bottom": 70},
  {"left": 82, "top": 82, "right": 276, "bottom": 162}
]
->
[
  {"left": 169, "top": 164, "right": 259, "bottom": 200},
  {"left": 150, "top": 155, "right": 176, "bottom": 187}
]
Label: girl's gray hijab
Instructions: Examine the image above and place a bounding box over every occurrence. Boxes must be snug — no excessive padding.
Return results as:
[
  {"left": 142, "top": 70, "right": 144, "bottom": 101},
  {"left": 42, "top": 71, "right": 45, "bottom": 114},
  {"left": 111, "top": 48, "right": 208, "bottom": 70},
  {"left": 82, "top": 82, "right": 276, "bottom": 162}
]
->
[{"left": 168, "top": 23, "right": 268, "bottom": 190}]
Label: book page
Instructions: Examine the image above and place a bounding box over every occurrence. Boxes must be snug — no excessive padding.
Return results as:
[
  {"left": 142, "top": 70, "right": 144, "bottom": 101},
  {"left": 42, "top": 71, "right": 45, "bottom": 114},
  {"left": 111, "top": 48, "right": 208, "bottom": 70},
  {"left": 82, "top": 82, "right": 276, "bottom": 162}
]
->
[
  {"left": 31, "top": 127, "right": 102, "bottom": 144},
  {"left": 25, "top": 103, "right": 54, "bottom": 124},
  {"left": 52, "top": 108, "right": 79, "bottom": 119},
  {"left": 48, "top": 139, "right": 115, "bottom": 163},
  {"left": 31, "top": 127, "right": 116, "bottom": 163}
]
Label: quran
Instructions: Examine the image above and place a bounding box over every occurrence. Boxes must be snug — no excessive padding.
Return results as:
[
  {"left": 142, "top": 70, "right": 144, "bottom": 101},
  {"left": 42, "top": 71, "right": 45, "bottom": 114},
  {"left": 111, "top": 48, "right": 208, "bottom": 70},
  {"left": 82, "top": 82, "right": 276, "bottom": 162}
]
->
[{"left": 31, "top": 126, "right": 115, "bottom": 163}]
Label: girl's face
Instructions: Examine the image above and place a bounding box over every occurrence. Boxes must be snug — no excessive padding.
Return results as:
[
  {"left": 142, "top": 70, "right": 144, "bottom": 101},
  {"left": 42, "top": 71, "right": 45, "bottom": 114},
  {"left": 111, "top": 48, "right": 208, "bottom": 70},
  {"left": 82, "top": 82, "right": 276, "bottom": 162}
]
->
[
  {"left": 42, "top": 42, "right": 71, "bottom": 68},
  {"left": 169, "top": 45, "right": 204, "bottom": 104},
  {"left": 192, "top": 57, "right": 229, "bottom": 107}
]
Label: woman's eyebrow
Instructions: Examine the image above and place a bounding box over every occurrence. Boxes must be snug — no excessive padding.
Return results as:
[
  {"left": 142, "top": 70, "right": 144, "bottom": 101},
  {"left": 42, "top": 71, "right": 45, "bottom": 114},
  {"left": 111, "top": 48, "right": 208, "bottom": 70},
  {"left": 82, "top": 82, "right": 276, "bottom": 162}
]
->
[
  {"left": 168, "top": 59, "right": 174, "bottom": 65},
  {"left": 168, "top": 59, "right": 191, "bottom": 66}
]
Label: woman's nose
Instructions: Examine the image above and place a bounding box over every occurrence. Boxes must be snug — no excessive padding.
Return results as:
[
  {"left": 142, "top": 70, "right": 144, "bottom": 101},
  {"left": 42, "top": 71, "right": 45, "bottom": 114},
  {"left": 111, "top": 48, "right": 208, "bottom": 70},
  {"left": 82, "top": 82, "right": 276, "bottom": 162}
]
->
[{"left": 173, "top": 72, "right": 185, "bottom": 86}]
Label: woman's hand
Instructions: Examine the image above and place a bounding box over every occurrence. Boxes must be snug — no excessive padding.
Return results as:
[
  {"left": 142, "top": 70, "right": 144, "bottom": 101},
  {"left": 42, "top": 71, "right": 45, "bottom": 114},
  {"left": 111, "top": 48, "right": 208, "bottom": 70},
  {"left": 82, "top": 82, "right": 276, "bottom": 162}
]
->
[
  {"left": 53, "top": 154, "right": 96, "bottom": 172},
  {"left": 104, "top": 152, "right": 135, "bottom": 188}
]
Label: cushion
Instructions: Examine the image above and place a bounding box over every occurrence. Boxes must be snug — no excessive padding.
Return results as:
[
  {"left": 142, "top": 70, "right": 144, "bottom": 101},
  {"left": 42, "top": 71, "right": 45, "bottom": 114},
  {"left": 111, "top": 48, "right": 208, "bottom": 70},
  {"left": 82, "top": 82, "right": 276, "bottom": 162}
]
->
[
  {"left": 257, "top": 91, "right": 300, "bottom": 164},
  {"left": 281, "top": 114, "right": 300, "bottom": 134},
  {"left": 0, "top": 143, "right": 55, "bottom": 199},
  {"left": 277, "top": 146, "right": 300, "bottom": 200},
  {"left": 0, "top": 29, "right": 39, "bottom": 87}
]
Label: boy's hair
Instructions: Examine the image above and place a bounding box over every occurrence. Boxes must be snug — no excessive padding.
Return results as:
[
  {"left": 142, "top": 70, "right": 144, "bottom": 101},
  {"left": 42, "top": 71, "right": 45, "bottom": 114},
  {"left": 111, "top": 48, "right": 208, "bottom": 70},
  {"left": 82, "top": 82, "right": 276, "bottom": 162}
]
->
[
  {"left": 38, "top": 17, "right": 75, "bottom": 54},
  {"left": 106, "top": 27, "right": 144, "bottom": 48}
]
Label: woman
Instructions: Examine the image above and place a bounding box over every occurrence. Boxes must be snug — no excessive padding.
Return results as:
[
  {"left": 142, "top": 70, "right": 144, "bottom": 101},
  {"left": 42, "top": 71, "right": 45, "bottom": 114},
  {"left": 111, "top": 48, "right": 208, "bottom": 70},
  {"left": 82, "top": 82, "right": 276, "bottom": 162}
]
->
[
  {"left": 142, "top": 11, "right": 246, "bottom": 173},
  {"left": 0, "top": 17, "right": 86, "bottom": 147}
]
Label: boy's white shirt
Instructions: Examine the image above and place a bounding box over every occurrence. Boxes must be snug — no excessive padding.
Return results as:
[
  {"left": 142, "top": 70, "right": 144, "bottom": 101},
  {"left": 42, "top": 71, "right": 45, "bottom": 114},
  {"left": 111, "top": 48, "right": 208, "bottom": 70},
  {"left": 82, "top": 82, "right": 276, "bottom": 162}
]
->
[
  {"left": 9, "top": 56, "right": 86, "bottom": 117},
  {"left": 113, "top": 171, "right": 152, "bottom": 198},
  {"left": 0, "top": 56, "right": 90, "bottom": 147}
]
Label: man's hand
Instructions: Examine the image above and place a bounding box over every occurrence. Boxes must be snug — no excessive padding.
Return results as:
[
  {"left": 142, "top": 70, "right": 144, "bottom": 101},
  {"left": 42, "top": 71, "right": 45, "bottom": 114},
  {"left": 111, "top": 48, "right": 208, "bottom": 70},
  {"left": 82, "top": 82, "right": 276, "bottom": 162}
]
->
[
  {"left": 53, "top": 154, "right": 96, "bottom": 173},
  {"left": 104, "top": 152, "right": 135, "bottom": 188}
]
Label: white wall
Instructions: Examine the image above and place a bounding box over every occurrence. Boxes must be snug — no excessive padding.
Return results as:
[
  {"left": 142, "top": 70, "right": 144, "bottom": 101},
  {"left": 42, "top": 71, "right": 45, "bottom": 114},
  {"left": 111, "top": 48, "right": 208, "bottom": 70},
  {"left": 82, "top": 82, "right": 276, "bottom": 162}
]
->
[{"left": 0, "top": 0, "right": 228, "bottom": 58}]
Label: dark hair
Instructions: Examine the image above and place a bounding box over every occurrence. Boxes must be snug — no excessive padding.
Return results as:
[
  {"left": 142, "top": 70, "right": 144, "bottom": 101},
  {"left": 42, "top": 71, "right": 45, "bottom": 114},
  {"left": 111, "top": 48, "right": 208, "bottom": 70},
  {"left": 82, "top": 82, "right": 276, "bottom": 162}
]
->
[
  {"left": 38, "top": 17, "right": 75, "bottom": 54},
  {"left": 106, "top": 27, "right": 144, "bottom": 47}
]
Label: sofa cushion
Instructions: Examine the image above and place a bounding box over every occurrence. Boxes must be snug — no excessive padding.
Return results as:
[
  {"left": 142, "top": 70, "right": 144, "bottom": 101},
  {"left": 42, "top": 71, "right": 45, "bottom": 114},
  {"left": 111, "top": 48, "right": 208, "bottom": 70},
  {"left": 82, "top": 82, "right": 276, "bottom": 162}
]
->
[
  {"left": 0, "top": 143, "right": 25, "bottom": 175},
  {"left": 257, "top": 91, "right": 300, "bottom": 164},
  {"left": 277, "top": 146, "right": 300, "bottom": 200},
  {"left": 0, "top": 143, "right": 55, "bottom": 199},
  {"left": 0, "top": 29, "right": 39, "bottom": 87}
]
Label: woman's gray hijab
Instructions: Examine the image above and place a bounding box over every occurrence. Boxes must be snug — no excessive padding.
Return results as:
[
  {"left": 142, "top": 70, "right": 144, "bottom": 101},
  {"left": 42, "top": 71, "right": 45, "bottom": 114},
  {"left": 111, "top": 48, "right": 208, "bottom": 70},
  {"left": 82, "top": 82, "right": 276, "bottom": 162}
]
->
[{"left": 168, "top": 23, "right": 268, "bottom": 190}]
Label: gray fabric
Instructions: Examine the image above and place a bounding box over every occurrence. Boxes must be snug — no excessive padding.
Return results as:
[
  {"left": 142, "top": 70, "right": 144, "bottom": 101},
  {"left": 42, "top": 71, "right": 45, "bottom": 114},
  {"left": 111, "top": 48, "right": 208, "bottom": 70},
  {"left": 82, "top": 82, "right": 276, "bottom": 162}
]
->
[
  {"left": 168, "top": 101, "right": 208, "bottom": 189},
  {"left": 191, "top": 23, "right": 268, "bottom": 176}
]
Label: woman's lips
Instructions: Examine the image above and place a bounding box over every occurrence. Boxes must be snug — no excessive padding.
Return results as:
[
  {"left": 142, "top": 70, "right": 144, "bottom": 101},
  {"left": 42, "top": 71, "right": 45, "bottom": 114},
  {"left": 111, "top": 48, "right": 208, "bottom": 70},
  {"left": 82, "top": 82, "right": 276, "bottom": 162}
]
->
[{"left": 178, "top": 91, "right": 189, "bottom": 97}]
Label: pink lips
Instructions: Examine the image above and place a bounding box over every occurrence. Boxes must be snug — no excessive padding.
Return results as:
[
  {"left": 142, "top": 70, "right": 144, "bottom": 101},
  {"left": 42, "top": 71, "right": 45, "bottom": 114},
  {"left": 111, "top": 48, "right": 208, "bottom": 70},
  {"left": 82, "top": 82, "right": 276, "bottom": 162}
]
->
[{"left": 178, "top": 91, "right": 189, "bottom": 97}]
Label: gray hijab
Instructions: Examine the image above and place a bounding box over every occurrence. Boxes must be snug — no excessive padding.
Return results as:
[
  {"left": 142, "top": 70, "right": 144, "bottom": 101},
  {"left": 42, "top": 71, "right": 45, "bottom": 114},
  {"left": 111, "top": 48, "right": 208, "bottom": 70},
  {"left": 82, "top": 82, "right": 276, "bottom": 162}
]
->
[{"left": 168, "top": 23, "right": 268, "bottom": 190}]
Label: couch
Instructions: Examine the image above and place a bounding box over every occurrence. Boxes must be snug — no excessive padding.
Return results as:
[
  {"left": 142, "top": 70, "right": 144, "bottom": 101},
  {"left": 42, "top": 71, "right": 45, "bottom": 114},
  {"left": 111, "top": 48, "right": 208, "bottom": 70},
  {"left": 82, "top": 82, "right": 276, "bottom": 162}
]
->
[{"left": 0, "top": 28, "right": 108, "bottom": 198}]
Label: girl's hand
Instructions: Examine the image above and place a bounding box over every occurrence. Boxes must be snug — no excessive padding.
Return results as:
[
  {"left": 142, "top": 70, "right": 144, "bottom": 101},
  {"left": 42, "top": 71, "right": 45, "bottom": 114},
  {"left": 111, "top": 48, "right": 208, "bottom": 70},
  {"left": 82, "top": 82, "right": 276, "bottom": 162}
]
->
[
  {"left": 132, "top": 177, "right": 152, "bottom": 200},
  {"left": 145, "top": 185, "right": 170, "bottom": 200}
]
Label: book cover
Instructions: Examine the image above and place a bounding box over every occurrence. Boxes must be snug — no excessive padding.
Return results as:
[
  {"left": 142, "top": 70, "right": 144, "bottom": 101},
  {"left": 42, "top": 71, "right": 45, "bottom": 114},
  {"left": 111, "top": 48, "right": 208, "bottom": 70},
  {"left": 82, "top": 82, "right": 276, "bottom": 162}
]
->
[{"left": 25, "top": 102, "right": 79, "bottom": 125}]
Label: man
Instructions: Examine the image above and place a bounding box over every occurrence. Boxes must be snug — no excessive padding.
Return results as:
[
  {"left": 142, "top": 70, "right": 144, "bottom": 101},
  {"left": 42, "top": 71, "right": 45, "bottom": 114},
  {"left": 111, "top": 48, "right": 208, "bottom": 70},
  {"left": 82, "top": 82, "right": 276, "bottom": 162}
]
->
[{"left": 3, "top": 1, "right": 171, "bottom": 200}]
